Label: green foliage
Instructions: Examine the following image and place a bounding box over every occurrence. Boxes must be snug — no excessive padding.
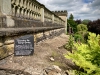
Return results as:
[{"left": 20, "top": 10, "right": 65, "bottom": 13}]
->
[
  {"left": 67, "top": 19, "right": 77, "bottom": 33},
  {"left": 65, "top": 32, "right": 100, "bottom": 75},
  {"left": 67, "top": 13, "right": 77, "bottom": 33},
  {"left": 87, "top": 19, "right": 100, "bottom": 34},
  {"left": 64, "top": 35, "right": 74, "bottom": 53},
  {"left": 75, "top": 24, "right": 88, "bottom": 43},
  {"left": 74, "top": 33, "right": 84, "bottom": 43},
  {"left": 77, "top": 24, "right": 88, "bottom": 31},
  {"left": 69, "top": 13, "right": 74, "bottom": 20},
  {"left": 82, "top": 19, "right": 91, "bottom": 25}
]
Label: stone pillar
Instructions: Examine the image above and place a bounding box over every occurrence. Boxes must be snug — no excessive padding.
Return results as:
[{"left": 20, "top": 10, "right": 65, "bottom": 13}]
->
[
  {"left": 0, "top": 0, "right": 11, "bottom": 15},
  {"left": 0, "top": 0, "right": 15, "bottom": 27},
  {"left": 40, "top": 6, "right": 44, "bottom": 22},
  {"left": 0, "top": 0, "right": 4, "bottom": 16},
  {"left": 52, "top": 14, "right": 54, "bottom": 23}
]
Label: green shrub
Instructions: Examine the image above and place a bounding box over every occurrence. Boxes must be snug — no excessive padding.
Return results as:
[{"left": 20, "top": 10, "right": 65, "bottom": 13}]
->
[
  {"left": 65, "top": 32, "right": 100, "bottom": 75},
  {"left": 74, "top": 33, "right": 84, "bottom": 43},
  {"left": 75, "top": 24, "right": 88, "bottom": 43},
  {"left": 77, "top": 24, "right": 88, "bottom": 31},
  {"left": 64, "top": 35, "right": 74, "bottom": 53}
]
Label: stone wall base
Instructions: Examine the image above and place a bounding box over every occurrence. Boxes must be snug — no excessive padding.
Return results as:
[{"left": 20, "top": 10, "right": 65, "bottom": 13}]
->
[{"left": 0, "top": 28, "right": 65, "bottom": 59}]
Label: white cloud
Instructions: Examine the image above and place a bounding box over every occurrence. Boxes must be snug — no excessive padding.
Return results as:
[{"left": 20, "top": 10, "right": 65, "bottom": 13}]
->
[
  {"left": 37, "top": 0, "right": 100, "bottom": 20},
  {"left": 81, "top": 4, "right": 90, "bottom": 12}
]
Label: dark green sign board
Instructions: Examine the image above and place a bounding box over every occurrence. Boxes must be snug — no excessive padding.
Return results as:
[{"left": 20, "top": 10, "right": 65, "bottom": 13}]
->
[{"left": 14, "top": 35, "right": 34, "bottom": 56}]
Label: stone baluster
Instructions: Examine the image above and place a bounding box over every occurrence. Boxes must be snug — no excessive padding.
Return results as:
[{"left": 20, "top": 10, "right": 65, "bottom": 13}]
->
[
  {"left": 59, "top": 19, "right": 61, "bottom": 25},
  {"left": 14, "top": 0, "right": 20, "bottom": 17},
  {"left": 29, "top": 3, "right": 33, "bottom": 19},
  {"left": 31, "top": 3, "right": 34, "bottom": 19},
  {"left": 23, "top": 0, "right": 27, "bottom": 18},
  {"left": 34, "top": 14, "right": 36, "bottom": 19},
  {"left": 58, "top": 18, "right": 60, "bottom": 25},
  {"left": 55, "top": 17, "right": 56, "bottom": 23},
  {"left": 38, "top": 8, "right": 41, "bottom": 20},
  {"left": 58, "top": 18, "right": 60, "bottom": 24},
  {"left": 34, "top": 5, "right": 36, "bottom": 14},
  {"left": 56, "top": 18, "right": 58, "bottom": 24},
  {"left": 36, "top": 6, "right": 37, "bottom": 13},
  {"left": 26, "top": 1, "right": 30, "bottom": 19},
  {"left": 57, "top": 18, "right": 59, "bottom": 25},
  {"left": 35, "top": 6, "right": 38, "bottom": 20},
  {"left": 19, "top": 0, "right": 24, "bottom": 17},
  {"left": 19, "top": 0, "right": 23, "bottom": 7},
  {"left": 40, "top": 5, "right": 44, "bottom": 22},
  {"left": 29, "top": 2, "right": 32, "bottom": 19},
  {"left": 37, "top": 7, "right": 40, "bottom": 20},
  {"left": 11, "top": 0, "right": 16, "bottom": 16},
  {"left": 37, "top": 14, "right": 39, "bottom": 20},
  {"left": 52, "top": 14, "right": 54, "bottom": 23},
  {"left": 32, "top": 4, "right": 34, "bottom": 12},
  {"left": 60, "top": 20, "right": 61, "bottom": 25},
  {"left": 54, "top": 16, "right": 57, "bottom": 24}
]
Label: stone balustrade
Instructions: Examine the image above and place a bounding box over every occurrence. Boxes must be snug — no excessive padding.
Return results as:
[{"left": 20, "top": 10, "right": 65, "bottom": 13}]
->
[
  {"left": 11, "top": 0, "right": 41, "bottom": 20},
  {"left": 0, "top": 0, "right": 67, "bottom": 28},
  {"left": 44, "top": 8, "right": 52, "bottom": 22},
  {"left": 0, "top": 0, "right": 67, "bottom": 59}
]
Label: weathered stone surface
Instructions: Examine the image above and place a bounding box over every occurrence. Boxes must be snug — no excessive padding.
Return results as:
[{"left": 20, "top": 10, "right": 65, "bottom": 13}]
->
[
  {"left": 0, "top": 69, "right": 31, "bottom": 75},
  {"left": 4, "top": 38, "right": 14, "bottom": 45},
  {"left": 6, "top": 16, "right": 15, "bottom": 27},
  {"left": 49, "top": 57, "right": 55, "bottom": 62},
  {"left": 4, "top": 44, "right": 14, "bottom": 52},
  {"left": 0, "top": 42, "right": 3, "bottom": 47},
  {"left": 43, "top": 65, "right": 62, "bottom": 75},
  {"left": 1, "top": 0, "right": 11, "bottom": 15},
  {"left": 0, "top": 47, "right": 8, "bottom": 59},
  {"left": 0, "top": 70, "right": 6, "bottom": 75}
]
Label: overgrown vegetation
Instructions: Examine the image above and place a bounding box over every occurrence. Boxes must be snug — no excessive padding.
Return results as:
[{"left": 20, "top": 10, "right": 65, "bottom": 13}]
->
[
  {"left": 88, "top": 19, "right": 100, "bottom": 34},
  {"left": 66, "top": 13, "right": 100, "bottom": 75},
  {"left": 73, "top": 23, "right": 88, "bottom": 43},
  {"left": 64, "top": 35, "right": 74, "bottom": 53},
  {"left": 65, "top": 32, "right": 100, "bottom": 75},
  {"left": 67, "top": 14, "right": 77, "bottom": 33}
]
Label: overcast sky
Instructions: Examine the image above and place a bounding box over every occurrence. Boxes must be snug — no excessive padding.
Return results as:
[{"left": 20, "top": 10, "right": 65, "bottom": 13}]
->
[{"left": 37, "top": 0, "right": 100, "bottom": 20}]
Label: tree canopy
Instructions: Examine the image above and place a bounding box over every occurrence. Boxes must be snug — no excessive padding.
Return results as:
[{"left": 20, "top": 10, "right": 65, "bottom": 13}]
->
[
  {"left": 69, "top": 13, "right": 74, "bottom": 20},
  {"left": 82, "top": 19, "right": 91, "bottom": 25},
  {"left": 67, "top": 13, "right": 77, "bottom": 33}
]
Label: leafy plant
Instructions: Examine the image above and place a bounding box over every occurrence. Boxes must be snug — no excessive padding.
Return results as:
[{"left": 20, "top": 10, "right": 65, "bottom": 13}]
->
[
  {"left": 74, "top": 33, "right": 84, "bottom": 43},
  {"left": 65, "top": 32, "right": 100, "bottom": 75},
  {"left": 64, "top": 35, "right": 74, "bottom": 53},
  {"left": 75, "top": 24, "right": 88, "bottom": 43},
  {"left": 77, "top": 24, "right": 88, "bottom": 31}
]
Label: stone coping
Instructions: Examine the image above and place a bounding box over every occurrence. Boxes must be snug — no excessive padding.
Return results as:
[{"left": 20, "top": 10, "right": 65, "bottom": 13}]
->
[{"left": 0, "top": 27, "right": 64, "bottom": 36}]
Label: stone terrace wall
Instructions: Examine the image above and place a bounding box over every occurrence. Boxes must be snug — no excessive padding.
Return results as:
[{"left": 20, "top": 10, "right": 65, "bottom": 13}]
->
[{"left": 0, "top": 0, "right": 67, "bottom": 59}]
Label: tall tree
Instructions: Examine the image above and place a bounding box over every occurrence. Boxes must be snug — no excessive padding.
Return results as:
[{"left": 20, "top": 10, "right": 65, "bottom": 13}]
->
[
  {"left": 87, "top": 19, "right": 100, "bottom": 34},
  {"left": 67, "top": 13, "right": 77, "bottom": 33},
  {"left": 75, "top": 19, "right": 82, "bottom": 25},
  {"left": 69, "top": 13, "right": 74, "bottom": 20},
  {"left": 67, "top": 19, "right": 77, "bottom": 33}
]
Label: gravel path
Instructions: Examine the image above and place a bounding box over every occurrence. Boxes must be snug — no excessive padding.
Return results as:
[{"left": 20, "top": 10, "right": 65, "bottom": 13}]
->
[{"left": 0, "top": 33, "right": 70, "bottom": 75}]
